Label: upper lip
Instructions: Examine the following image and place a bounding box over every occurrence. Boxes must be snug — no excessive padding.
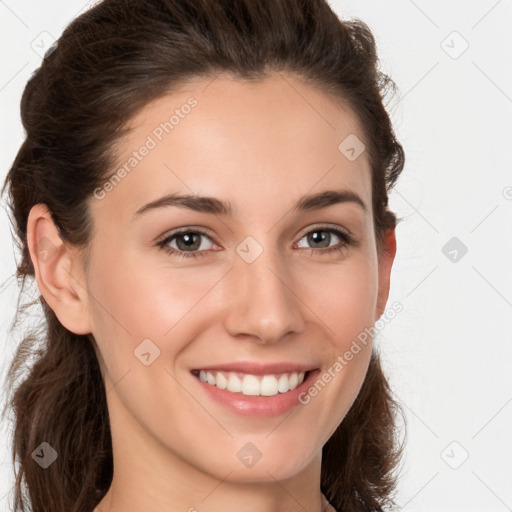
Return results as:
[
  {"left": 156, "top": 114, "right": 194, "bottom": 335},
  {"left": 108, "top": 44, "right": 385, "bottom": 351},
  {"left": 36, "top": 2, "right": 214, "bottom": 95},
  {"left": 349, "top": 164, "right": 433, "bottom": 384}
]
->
[{"left": 191, "top": 362, "right": 319, "bottom": 375}]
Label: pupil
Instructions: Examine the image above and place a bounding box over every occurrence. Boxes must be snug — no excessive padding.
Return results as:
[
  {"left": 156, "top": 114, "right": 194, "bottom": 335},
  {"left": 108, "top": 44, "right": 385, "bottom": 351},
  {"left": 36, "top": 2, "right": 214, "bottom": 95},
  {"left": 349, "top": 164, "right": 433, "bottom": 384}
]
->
[
  {"left": 309, "top": 231, "right": 329, "bottom": 248},
  {"left": 179, "top": 233, "right": 200, "bottom": 250}
]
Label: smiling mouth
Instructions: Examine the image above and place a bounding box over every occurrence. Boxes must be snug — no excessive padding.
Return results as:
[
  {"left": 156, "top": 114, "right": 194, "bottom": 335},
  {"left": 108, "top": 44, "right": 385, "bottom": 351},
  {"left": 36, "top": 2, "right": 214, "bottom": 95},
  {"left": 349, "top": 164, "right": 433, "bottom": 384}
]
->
[{"left": 191, "top": 369, "right": 312, "bottom": 397}]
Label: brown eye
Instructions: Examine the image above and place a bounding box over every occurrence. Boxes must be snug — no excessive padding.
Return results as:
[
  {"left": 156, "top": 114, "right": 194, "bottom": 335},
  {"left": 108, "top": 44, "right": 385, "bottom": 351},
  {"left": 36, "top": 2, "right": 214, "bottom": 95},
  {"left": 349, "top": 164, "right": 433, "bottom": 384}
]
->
[
  {"left": 296, "top": 227, "right": 353, "bottom": 255},
  {"left": 157, "top": 229, "right": 215, "bottom": 259}
]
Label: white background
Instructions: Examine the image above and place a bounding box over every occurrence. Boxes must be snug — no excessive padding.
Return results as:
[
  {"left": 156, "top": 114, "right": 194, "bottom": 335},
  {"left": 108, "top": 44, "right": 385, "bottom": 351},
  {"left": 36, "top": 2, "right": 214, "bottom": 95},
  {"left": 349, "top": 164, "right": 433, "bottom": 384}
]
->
[{"left": 1, "top": 1, "right": 511, "bottom": 510}]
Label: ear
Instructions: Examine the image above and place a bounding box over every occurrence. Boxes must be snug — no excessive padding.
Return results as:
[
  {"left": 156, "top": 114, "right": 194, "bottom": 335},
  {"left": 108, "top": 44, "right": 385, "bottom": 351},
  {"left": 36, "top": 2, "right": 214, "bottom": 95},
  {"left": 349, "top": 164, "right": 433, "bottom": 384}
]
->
[
  {"left": 26, "top": 203, "right": 92, "bottom": 335},
  {"left": 375, "top": 227, "right": 397, "bottom": 320}
]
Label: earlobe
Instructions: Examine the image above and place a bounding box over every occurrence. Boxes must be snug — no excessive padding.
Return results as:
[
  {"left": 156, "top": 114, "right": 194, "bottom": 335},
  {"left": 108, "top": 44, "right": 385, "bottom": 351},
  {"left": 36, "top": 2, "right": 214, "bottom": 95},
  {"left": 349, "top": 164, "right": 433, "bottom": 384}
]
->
[
  {"left": 26, "top": 204, "right": 92, "bottom": 335},
  {"left": 376, "top": 227, "right": 397, "bottom": 320}
]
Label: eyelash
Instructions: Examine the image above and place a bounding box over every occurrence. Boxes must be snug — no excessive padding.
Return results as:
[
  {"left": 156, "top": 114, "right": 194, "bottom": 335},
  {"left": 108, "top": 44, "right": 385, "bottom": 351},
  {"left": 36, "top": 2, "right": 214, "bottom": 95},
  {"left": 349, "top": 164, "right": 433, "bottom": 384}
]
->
[{"left": 156, "top": 226, "right": 355, "bottom": 260}]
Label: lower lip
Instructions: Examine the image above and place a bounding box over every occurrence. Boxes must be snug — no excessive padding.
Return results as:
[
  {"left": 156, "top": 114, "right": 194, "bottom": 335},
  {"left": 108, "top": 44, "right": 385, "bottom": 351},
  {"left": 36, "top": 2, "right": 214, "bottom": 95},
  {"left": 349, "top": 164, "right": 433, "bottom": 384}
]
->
[{"left": 191, "top": 370, "right": 320, "bottom": 417}]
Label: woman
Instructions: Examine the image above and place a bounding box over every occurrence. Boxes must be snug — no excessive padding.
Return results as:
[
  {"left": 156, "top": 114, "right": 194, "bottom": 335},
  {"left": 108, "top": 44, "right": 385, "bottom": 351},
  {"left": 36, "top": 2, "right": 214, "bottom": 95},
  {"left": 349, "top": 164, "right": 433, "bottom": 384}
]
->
[{"left": 1, "top": 1, "right": 406, "bottom": 511}]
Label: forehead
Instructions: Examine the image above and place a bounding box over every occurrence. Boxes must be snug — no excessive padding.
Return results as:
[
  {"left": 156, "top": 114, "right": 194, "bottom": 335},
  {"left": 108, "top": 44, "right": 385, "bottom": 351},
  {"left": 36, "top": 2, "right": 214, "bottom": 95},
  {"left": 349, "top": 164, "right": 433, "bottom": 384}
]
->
[{"left": 91, "top": 72, "right": 372, "bottom": 224}]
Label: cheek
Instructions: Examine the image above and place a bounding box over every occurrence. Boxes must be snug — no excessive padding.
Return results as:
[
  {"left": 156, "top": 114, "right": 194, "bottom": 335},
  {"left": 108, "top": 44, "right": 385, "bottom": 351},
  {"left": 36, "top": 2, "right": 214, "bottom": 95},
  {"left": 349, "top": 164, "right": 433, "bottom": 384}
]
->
[
  {"left": 294, "top": 260, "right": 378, "bottom": 445},
  {"left": 86, "top": 246, "right": 224, "bottom": 365},
  {"left": 301, "top": 257, "right": 379, "bottom": 346}
]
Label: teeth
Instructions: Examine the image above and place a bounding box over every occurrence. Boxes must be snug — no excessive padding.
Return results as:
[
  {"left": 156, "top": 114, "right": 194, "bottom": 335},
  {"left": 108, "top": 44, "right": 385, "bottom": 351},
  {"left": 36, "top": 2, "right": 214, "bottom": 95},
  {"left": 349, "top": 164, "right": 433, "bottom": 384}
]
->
[
  {"left": 227, "top": 373, "right": 242, "bottom": 393},
  {"left": 197, "top": 370, "right": 306, "bottom": 396},
  {"left": 261, "top": 375, "right": 279, "bottom": 396},
  {"left": 278, "top": 374, "right": 289, "bottom": 393},
  {"left": 242, "top": 374, "right": 260, "bottom": 396},
  {"left": 216, "top": 372, "right": 228, "bottom": 390}
]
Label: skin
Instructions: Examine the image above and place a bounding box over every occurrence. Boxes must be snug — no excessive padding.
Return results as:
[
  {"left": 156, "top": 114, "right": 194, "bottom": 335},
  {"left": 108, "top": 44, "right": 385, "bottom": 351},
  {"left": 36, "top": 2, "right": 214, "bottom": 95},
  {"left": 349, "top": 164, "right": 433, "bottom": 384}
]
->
[{"left": 27, "top": 72, "right": 396, "bottom": 512}]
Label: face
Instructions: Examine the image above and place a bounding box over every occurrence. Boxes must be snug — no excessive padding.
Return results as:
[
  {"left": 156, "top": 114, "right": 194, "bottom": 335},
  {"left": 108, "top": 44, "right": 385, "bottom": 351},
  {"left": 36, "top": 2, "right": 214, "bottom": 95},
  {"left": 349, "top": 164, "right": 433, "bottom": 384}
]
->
[{"left": 57, "top": 73, "right": 395, "bottom": 484}]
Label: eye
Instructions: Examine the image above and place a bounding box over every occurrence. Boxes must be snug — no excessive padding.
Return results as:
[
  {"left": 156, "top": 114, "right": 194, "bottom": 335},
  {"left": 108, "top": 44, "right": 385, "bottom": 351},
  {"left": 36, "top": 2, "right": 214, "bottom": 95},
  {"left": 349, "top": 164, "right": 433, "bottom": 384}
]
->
[
  {"left": 157, "top": 229, "right": 216, "bottom": 259},
  {"left": 295, "top": 226, "right": 354, "bottom": 256},
  {"left": 156, "top": 225, "right": 355, "bottom": 260}
]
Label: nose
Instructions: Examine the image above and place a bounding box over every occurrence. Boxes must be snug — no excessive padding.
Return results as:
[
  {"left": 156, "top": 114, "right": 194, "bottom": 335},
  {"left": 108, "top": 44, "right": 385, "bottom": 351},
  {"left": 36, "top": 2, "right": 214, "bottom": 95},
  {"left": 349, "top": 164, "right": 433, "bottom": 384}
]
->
[{"left": 223, "top": 241, "right": 306, "bottom": 344}]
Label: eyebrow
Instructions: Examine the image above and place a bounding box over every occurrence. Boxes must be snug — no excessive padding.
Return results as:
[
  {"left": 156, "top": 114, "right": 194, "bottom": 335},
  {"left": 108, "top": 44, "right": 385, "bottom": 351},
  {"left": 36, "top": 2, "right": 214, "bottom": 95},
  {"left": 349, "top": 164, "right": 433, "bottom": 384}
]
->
[{"left": 133, "top": 189, "right": 367, "bottom": 219}]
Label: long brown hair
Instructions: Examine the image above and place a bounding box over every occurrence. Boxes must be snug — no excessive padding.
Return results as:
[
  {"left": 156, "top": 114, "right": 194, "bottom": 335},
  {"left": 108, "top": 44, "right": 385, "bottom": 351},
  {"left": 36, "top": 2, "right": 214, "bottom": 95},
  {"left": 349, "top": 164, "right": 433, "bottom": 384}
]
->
[{"left": 1, "top": 1, "right": 406, "bottom": 511}]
